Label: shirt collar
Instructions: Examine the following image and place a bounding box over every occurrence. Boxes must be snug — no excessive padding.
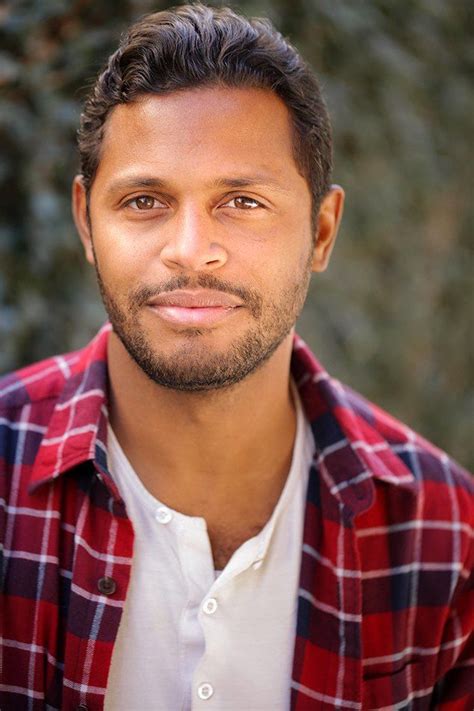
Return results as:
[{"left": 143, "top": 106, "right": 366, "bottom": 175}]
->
[
  {"left": 29, "top": 323, "right": 112, "bottom": 493},
  {"left": 30, "top": 325, "right": 416, "bottom": 511},
  {"left": 291, "top": 334, "right": 417, "bottom": 518}
]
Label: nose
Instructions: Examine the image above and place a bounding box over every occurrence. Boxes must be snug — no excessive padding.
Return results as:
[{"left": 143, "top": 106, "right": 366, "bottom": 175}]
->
[{"left": 160, "top": 204, "right": 228, "bottom": 272}]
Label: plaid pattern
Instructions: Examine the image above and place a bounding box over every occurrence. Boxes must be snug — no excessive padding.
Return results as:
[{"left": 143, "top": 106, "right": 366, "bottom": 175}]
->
[{"left": 1, "top": 324, "right": 473, "bottom": 710}]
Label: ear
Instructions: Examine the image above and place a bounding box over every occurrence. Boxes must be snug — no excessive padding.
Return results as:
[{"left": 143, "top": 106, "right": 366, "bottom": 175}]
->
[
  {"left": 311, "top": 185, "right": 345, "bottom": 273},
  {"left": 72, "top": 175, "right": 95, "bottom": 265}
]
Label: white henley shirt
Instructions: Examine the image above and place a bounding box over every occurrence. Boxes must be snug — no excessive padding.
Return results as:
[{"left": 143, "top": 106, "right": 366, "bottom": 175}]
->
[{"left": 104, "top": 385, "right": 314, "bottom": 710}]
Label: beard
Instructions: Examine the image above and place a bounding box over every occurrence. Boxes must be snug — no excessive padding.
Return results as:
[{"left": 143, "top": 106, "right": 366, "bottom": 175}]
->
[{"left": 94, "top": 261, "right": 312, "bottom": 392}]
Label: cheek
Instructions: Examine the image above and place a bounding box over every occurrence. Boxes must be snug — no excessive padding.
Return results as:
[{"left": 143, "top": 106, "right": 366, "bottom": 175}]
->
[{"left": 92, "top": 224, "right": 152, "bottom": 283}]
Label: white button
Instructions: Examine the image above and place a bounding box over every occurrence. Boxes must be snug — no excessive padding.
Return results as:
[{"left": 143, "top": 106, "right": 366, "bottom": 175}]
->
[
  {"left": 155, "top": 507, "right": 172, "bottom": 524},
  {"left": 203, "top": 597, "right": 218, "bottom": 615},
  {"left": 198, "top": 682, "right": 214, "bottom": 700}
]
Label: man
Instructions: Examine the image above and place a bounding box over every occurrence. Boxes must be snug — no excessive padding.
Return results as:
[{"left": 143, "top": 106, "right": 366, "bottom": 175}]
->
[{"left": 0, "top": 4, "right": 472, "bottom": 710}]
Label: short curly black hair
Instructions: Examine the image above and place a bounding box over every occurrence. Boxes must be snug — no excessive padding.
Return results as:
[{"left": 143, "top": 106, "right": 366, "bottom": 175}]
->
[{"left": 78, "top": 3, "right": 332, "bottom": 219}]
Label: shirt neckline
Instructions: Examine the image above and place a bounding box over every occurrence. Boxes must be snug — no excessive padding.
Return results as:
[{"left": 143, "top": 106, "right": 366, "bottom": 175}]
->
[{"left": 107, "top": 379, "right": 313, "bottom": 567}]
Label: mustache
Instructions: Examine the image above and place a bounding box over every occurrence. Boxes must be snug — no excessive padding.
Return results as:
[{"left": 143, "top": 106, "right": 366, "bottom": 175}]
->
[{"left": 129, "top": 273, "right": 263, "bottom": 317}]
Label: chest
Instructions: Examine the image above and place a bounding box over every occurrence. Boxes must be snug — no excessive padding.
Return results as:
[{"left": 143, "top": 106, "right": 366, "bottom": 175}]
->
[
  {"left": 207, "top": 520, "right": 267, "bottom": 570},
  {"left": 102, "top": 487, "right": 305, "bottom": 709},
  {"left": 4, "top": 472, "right": 453, "bottom": 711}
]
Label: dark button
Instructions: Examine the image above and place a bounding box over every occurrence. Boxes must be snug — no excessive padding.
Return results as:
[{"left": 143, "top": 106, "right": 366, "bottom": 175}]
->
[
  {"left": 97, "top": 576, "right": 116, "bottom": 595},
  {"left": 76, "top": 705, "right": 88, "bottom": 711}
]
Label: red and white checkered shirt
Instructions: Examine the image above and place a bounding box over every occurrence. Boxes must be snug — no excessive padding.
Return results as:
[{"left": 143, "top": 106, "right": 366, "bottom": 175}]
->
[{"left": 1, "top": 324, "right": 473, "bottom": 710}]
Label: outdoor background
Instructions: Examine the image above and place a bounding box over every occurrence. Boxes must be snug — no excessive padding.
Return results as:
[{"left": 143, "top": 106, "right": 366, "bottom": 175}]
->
[{"left": 0, "top": 0, "right": 472, "bottom": 470}]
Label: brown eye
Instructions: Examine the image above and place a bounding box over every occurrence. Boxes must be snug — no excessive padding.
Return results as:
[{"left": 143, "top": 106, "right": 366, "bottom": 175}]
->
[
  {"left": 134, "top": 196, "right": 156, "bottom": 210},
  {"left": 226, "top": 196, "right": 261, "bottom": 209}
]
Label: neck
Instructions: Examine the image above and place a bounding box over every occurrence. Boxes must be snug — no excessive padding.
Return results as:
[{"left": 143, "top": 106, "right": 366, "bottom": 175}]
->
[{"left": 107, "top": 331, "right": 297, "bottom": 518}]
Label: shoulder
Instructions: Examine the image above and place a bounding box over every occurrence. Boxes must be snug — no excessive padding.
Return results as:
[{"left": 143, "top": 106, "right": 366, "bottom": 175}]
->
[
  {"left": 0, "top": 350, "right": 84, "bottom": 490},
  {"left": 0, "top": 349, "right": 82, "bottom": 415},
  {"left": 292, "top": 336, "right": 472, "bottom": 522},
  {"left": 0, "top": 325, "right": 110, "bottom": 418},
  {"left": 342, "top": 382, "right": 472, "bottom": 492},
  {"left": 338, "top": 384, "right": 473, "bottom": 558}
]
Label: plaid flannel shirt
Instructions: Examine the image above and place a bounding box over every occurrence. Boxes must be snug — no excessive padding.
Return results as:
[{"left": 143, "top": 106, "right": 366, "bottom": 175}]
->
[{"left": 1, "top": 323, "right": 473, "bottom": 711}]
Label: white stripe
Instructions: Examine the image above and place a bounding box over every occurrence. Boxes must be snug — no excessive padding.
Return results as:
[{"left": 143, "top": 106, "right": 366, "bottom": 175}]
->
[
  {"left": 62, "top": 677, "right": 107, "bottom": 694},
  {"left": 331, "top": 469, "right": 371, "bottom": 494},
  {"left": 3, "top": 549, "right": 59, "bottom": 565},
  {"left": 55, "top": 389, "right": 104, "bottom": 411},
  {"left": 317, "top": 438, "right": 348, "bottom": 459},
  {"left": 360, "top": 560, "right": 463, "bottom": 580},
  {"left": 70, "top": 582, "right": 123, "bottom": 608},
  {"left": 317, "top": 452, "right": 345, "bottom": 504},
  {"left": 0, "top": 503, "right": 60, "bottom": 518},
  {"left": 0, "top": 364, "right": 60, "bottom": 397},
  {"left": 95, "top": 437, "right": 108, "bottom": 458},
  {"left": 335, "top": 501, "right": 346, "bottom": 701},
  {"left": 290, "top": 681, "right": 361, "bottom": 709},
  {"left": 75, "top": 533, "right": 132, "bottom": 565},
  {"left": 82, "top": 516, "right": 120, "bottom": 692},
  {"left": 47, "top": 360, "right": 96, "bottom": 481},
  {"left": 0, "top": 637, "right": 64, "bottom": 669},
  {"left": 357, "top": 519, "right": 473, "bottom": 538},
  {"left": 54, "top": 355, "right": 71, "bottom": 378},
  {"left": 0, "top": 417, "right": 47, "bottom": 433},
  {"left": 441, "top": 454, "right": 462, "bottom": 600},
  {"left": 28, "top": 485, "right": 55, "bottom": 711},
  {"left": 353, "top": 440, "right": 391, "bottom": 454},
  {"left": 391, "top": 442, "right": 425, "bottom": 455},
  {"left": 374, "top": 684, "right": 433, "bottom": 711},
  {"left": 1, "top": 637, "right": 46, "bottom": 653},
  {"left": 299, "top": 588, "right": 361, "bottom": 623},
  {"left": 302, "top": 543, "right": 359, "bottom": 578},
  {"left": 404, "top": 430, "right": 423, "bottom": 704},
  {"left": 5, "top": 524, "right": 128, "bottom": 565},
  {"left": 41, "top": 424, "right": 97, "bottom": 446},
  {"left": 363, "top": 632, "right": 470, "bottom": 666},
  {"left": 303, "top": 543, "right": 462, "bottom": 580},
  {"left": 0, "top": 684, "right": 44, "bottom": 700}
]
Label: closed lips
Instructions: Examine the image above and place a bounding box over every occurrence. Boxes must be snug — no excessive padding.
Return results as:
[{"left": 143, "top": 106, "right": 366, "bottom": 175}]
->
[{"left": 148, "top": 290, "right": 242, "bottom": 308}]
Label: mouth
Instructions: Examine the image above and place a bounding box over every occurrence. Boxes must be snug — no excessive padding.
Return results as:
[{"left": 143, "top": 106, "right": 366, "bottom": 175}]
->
[{"left": 147, "top": 290, "right": 243, "bottom": 327}]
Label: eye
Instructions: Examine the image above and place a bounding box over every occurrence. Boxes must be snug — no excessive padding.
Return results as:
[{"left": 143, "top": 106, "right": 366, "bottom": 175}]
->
[
  {"left": 223, "top": 196, "right": 263, "bottom": 210},
  {"left": 126, "top": 195, "right": 164, "bottom": 210}
]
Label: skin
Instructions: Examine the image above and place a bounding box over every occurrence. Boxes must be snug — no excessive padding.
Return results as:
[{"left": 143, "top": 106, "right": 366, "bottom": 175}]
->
[{"left": 72, "top": 86, "right": 344, "bottom": 568}]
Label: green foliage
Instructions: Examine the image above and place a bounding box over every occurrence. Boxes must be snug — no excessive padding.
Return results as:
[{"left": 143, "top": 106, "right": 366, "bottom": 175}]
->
[{"left": 1, "top": 0, "right": 472, "bottom": 468}]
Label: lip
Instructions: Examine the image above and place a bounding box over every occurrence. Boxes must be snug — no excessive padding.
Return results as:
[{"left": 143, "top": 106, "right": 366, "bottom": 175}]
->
[
  {"left": 147, "top": 289, "right": 243, "bottom": 309},
  {"left": 147, "top": 290, "right": 243, "bottom": 326}
]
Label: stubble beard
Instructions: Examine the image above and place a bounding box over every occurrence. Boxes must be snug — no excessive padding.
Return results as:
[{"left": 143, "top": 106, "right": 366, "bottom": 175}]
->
[{"left": 94, "top": 260, "right": 312, "bottom": 393}]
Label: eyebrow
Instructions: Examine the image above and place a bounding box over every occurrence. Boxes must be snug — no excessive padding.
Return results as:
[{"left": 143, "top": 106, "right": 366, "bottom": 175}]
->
[{"left": 105, "top": 174, "right": 290, "bottom": 196}]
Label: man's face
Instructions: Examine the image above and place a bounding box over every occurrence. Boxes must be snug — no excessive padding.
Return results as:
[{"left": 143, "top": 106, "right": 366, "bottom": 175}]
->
[{"left": 76, "top": 86, "right": 336, "bottom": 391}]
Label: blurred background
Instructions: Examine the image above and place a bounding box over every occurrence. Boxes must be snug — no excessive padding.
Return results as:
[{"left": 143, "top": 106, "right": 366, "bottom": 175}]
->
[{"left": 0, "top": 0, "right": 472, "bottom": 469}]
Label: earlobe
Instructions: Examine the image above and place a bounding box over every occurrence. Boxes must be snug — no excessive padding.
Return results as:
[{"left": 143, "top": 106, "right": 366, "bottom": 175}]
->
[
  {"left": 72, "top": 175, "right": 95, "bottom": 265},
  {"left": 311, "top": 185, "right": 345, "bottom": 273}
]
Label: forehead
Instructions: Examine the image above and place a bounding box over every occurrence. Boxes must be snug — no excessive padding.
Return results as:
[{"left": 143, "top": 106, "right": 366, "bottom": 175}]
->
[{"left": 94, "top": 86, "right": 306, "bottom": 191}]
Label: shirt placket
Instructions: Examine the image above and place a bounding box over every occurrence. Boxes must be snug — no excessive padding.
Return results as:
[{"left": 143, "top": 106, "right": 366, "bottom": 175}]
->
[{"left": 62, "top": 468, "right": 134, "bottom": 711}]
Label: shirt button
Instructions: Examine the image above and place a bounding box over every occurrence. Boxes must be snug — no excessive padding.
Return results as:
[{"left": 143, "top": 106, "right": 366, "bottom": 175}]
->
[
  {"left": 97, "top": 576, "right": 116, "bottom": 595},
  {"left": 76, "top": 705, "right": 88, "bottom": 711},
  {"left": 198, "top": 682, "right": 214, "bottom": 700},
  {"left": 203, "top": 597, "right": 218, "bottom": 615},
  {"left": 155, "top": 506, "right": 172, "bottom": 524}
]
